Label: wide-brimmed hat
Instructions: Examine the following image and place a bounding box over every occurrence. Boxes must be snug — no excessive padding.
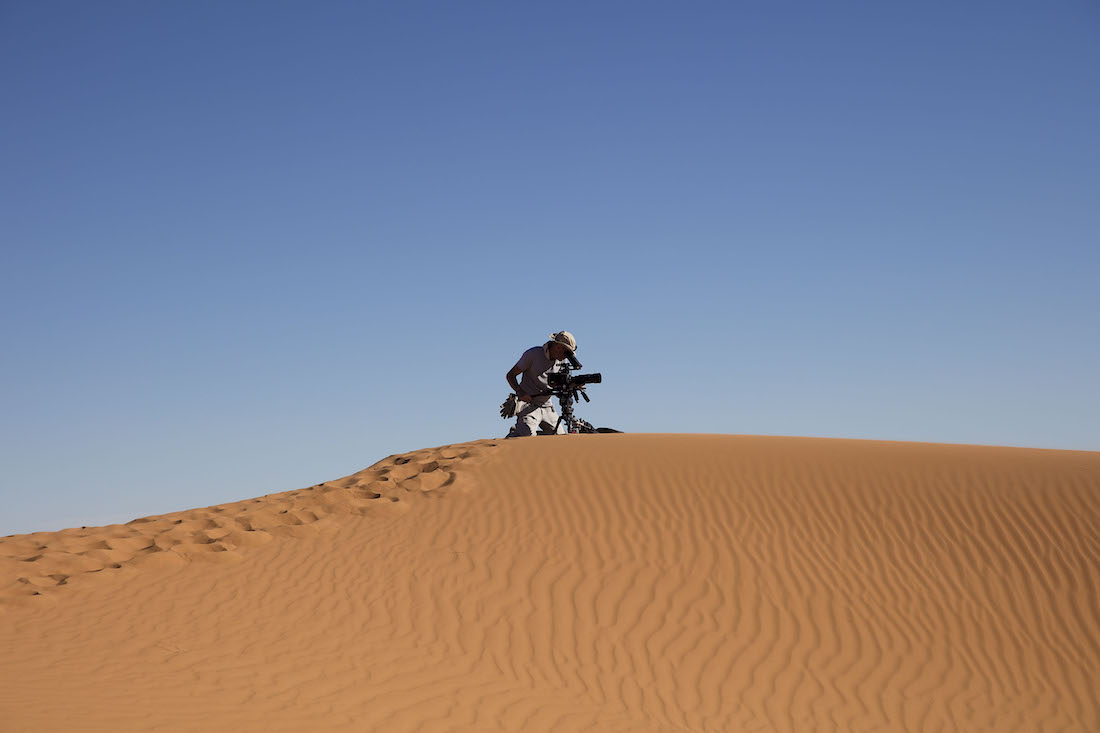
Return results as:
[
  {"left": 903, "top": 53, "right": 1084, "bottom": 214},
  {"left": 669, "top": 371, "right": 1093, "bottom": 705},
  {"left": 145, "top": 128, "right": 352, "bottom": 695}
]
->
[{"left": 546, "top": 330, "right": 577, "bottom": 353}]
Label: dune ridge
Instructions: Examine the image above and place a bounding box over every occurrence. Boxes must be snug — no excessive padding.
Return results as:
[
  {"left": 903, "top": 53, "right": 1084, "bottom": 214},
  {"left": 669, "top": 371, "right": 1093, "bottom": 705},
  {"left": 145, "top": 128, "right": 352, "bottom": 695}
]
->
[
  {"left": 0, "top": 440, "right": 500, "bottom": 608},
  {"left": 1, "top": 434, "right": 1098, "bottom": 732}
]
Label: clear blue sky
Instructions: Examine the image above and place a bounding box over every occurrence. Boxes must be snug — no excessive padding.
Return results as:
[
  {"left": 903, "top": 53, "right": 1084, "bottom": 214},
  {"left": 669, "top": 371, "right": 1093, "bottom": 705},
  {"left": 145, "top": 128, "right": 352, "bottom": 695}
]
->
[{"left": 2, "top": 1, "right": 1098, "bottom": 536}]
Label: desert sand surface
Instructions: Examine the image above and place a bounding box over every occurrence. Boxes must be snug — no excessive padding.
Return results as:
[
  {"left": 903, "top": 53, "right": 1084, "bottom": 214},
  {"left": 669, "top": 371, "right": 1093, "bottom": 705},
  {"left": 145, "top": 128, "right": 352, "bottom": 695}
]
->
[{"left": 1, "top": 434, "right": 1098, "bottom": 732}]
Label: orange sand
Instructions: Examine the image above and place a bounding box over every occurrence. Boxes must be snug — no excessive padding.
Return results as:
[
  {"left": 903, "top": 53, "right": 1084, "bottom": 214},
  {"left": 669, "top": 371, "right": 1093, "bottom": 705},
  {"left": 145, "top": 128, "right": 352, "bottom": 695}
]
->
[{"left": 1, "top": 434, "right": 1098, "bottom": 732}]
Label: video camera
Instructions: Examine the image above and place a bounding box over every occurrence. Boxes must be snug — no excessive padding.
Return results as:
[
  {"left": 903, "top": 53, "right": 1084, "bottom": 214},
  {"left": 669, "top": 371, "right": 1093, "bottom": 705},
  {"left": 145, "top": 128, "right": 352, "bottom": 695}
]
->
[
  {"left": 547, "top": 370, "right": 602, "bottom": 391},
  {"left": 543, "top": 355, "right": 603, "bottom": 433}
]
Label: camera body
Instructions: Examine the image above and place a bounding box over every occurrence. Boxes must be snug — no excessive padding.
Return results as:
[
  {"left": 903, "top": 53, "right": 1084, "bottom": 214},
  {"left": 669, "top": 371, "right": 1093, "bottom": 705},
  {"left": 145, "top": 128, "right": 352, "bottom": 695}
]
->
[{"left": 547, "top": 370, "right": 602, "bottom": 390}]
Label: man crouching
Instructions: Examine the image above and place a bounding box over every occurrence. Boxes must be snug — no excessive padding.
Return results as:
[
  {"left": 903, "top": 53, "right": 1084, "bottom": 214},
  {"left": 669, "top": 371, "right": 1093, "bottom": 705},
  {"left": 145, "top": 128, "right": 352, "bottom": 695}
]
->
[{"left": 504, "top": 331, "right": 577, "bottom": 437}]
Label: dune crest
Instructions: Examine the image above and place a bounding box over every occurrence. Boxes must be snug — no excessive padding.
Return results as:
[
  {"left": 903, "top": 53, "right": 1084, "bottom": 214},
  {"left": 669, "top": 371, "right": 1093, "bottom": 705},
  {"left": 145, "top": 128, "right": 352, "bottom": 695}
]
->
[
  {"left": 1, "top": 434, "right": 1098, "bottom": 732},
  {"left": 0, "top": 440, "right": 500, "bottom": 608}
]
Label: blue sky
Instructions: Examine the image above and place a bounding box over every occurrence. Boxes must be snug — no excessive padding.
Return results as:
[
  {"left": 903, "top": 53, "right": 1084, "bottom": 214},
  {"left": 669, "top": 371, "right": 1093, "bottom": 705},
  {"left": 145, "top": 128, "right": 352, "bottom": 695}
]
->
[{"left": 2, "top": 1, "right": 1098, "bottom": 536}]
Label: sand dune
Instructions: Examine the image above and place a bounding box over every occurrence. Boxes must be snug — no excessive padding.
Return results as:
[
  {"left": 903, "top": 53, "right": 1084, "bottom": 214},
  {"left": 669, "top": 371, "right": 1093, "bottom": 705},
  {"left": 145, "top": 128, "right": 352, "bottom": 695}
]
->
[
  {"left": 1, "top": 434, "right": 1098, "bottom": 732},
  {"left": 0, "top": 441, "right": 493, "bottom": 606}
]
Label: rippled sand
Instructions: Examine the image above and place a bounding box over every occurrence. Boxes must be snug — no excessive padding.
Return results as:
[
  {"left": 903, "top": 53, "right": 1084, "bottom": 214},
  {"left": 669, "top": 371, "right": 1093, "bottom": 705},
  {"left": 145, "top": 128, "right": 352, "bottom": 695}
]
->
[{"left": 2, "top": 434, "right": 1098, "bottom": 732}]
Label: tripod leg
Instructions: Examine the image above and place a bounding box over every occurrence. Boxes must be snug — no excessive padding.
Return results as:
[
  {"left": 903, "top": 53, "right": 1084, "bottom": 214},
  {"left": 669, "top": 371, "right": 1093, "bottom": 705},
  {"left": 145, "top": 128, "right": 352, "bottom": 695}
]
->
[{"left": 556, "top": 396, "right": 574, "bottom": 434}]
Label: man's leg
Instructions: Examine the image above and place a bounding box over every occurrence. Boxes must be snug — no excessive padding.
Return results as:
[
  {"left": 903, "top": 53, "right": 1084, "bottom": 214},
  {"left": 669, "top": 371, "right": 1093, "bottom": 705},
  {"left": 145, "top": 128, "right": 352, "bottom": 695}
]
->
[
  {"left": 539, "top": 406, "right": 567, "bottom": 435},
  {"left": 510, "top": 403, "right": 542, "bottom": 437}
]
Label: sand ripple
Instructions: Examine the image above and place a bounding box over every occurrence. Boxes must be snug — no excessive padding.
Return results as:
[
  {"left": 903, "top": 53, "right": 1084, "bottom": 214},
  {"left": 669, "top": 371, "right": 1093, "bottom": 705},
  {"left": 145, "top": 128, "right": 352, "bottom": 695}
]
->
[{"left": 1, "top": 435, "right": 1097, "bottom": 732}]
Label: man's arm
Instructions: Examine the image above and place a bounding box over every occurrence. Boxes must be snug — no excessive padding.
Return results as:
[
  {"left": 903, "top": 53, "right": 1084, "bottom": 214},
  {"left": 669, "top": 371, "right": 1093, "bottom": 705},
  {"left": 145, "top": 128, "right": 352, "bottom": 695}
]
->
[
  {"left": 508, "top": 349, "right": 534, "bottom": 400},
  {"left": 506, "top": 364, "right": 524, "bottom": 397}
]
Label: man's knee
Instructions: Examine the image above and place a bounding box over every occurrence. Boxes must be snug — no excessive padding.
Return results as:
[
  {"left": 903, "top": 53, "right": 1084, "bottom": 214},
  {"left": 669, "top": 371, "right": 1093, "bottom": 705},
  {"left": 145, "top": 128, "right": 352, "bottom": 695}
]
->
[{"left": 510, "top": 416, "right": 538, "bottom": 437}]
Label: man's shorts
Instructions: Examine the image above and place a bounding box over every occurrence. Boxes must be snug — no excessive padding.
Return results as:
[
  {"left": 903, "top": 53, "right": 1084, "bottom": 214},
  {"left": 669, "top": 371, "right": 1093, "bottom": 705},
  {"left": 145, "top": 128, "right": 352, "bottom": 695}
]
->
[{"left": 508, "top": 401, "right": 566, "bottom": 437}]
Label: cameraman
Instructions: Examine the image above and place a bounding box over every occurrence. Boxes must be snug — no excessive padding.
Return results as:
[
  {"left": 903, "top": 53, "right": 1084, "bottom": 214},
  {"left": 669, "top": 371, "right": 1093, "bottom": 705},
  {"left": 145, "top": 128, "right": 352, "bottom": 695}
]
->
[{"left": 505, "top": 331, "right": 577, "bottom": 437}]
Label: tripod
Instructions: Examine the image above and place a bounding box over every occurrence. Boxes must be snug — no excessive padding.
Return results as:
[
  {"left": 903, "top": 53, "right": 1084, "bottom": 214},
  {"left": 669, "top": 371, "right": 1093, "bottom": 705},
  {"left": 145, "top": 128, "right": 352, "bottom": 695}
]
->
[{"left": 552, "top": 385, "right": 593, "bottom": 434}]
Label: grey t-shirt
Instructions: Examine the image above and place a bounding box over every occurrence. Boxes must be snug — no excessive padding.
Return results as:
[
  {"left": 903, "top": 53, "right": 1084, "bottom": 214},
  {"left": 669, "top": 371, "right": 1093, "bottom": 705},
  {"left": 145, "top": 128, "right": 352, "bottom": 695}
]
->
[{"left": 513, "top": 346, "right": 564, "bottom": 403}]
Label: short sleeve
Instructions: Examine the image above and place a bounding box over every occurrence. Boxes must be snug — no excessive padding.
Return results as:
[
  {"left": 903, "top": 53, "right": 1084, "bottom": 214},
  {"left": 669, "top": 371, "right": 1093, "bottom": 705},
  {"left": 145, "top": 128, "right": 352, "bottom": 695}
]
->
[{"left": 514, "top": 348, "right": 533, "bottom": 372}]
